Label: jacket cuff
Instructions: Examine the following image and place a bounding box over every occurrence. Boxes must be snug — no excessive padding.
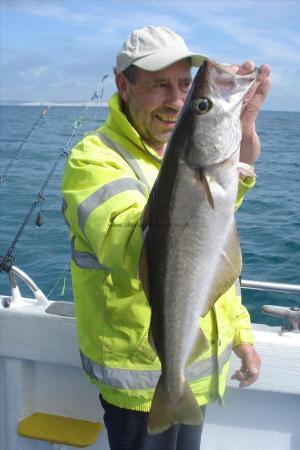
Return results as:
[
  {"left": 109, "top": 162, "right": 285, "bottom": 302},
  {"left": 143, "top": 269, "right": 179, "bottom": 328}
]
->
[
  {"left": 235, "top": 175, "right": 256, "bottom": 210},
  {"left": 239, "top": 174, "right": 256, "bottom": 192},
  {"left": 233, "top": 328, "right": 256, "bottom": 348}
]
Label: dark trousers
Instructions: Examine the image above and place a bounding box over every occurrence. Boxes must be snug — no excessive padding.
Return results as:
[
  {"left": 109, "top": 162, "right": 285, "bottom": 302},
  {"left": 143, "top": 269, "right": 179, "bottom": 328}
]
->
[{"left": 100, "top": 395, "right": 205, "bottom": 450}]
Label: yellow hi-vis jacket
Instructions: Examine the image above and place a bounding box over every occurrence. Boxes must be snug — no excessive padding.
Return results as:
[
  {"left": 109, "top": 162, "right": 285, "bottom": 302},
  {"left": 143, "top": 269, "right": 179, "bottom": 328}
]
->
[{"left": 61, "top": 92, "right": 255, "bottom": 412}]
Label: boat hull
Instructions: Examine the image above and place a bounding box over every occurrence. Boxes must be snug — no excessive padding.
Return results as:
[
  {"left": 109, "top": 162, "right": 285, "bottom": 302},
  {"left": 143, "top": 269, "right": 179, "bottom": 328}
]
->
[{"left": 1, "top": 296, "right": 299, "bottom": 450}]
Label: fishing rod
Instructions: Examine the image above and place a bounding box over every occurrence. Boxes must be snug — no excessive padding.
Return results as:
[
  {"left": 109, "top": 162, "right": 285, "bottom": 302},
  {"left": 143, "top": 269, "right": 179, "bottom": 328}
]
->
[
  {"left": 0, "top": 75, "right": 108, "bottom": 273},
  {"left": 0, "top": 107, "right": 50, "bottom": 184}
]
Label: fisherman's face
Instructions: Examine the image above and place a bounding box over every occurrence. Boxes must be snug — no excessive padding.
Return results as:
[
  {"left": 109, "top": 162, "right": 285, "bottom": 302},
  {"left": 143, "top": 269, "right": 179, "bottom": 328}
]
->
[{"left": 120, "top": 59, "right": 192, "bottom": 154}]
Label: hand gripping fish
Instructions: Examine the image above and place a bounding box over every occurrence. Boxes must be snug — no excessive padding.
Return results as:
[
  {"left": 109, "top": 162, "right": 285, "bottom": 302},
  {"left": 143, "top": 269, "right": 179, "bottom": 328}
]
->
[{"left": 139, "top": 59, "right": 259, "bottom": 435}]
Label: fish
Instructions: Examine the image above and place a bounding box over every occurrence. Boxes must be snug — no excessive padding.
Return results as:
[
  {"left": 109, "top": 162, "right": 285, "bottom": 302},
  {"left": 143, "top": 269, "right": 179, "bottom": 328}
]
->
[{"left": 139, "top": 59, "right": 259, "bottom": 435}]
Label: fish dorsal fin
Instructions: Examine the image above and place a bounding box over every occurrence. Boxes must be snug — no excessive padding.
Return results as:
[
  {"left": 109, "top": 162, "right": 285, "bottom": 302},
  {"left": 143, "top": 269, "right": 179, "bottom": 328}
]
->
[
  {"left": 197, "top": 169, "right": 215, "bottom": 209},
  {"left": 201, "top": 219, "right": 242, "bottom": 317}
]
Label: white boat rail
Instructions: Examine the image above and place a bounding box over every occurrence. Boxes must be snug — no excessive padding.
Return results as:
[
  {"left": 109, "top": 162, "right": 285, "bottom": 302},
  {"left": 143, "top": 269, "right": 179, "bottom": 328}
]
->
[
  {"left": 241, "top": 278, "right": 300, "bottom": 293},
  {"left": 1, "top": 264, "right": 49, "bottom": 307},
  {"left": 240, "top": 278, "right": 300, "bottom": 332}
]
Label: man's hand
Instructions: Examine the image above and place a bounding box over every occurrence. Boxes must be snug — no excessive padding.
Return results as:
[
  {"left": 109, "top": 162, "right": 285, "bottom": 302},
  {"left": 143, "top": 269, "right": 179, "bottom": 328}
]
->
[
  {"left": 231, "top": 343, "right": 261, "bottom": 388},
  {"left": 237, "top": 61, "right": 272, "bottom": 165}
]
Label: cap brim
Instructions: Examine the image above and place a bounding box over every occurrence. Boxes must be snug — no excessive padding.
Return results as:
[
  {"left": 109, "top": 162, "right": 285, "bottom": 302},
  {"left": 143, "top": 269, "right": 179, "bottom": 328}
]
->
[{"left": 132, "top": 48, "right": 206, "bottom": 71}]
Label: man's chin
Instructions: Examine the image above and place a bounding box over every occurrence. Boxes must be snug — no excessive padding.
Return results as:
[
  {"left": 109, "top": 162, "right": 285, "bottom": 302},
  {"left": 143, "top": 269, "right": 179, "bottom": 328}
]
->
[
  {"left": 153, "top": 131, "right": 173, "bottom": 145},
  {"left": 141, "top": 130, "right": 171, "bottom": 149}
]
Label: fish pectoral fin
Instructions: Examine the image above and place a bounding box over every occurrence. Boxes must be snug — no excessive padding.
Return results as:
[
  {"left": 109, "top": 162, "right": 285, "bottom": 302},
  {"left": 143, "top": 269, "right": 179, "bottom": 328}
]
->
[
  {"left": 201, "top": 220, "right": 242, "bottom": 317},
  {"left": 185, "top": 328, "right": 209, "bottom": 367},
  {"left": 197, "top": 169, "right": 215, "bottom": 209},
  {"left": 148, "top": 376, "right": 203, "bottom": 435}
]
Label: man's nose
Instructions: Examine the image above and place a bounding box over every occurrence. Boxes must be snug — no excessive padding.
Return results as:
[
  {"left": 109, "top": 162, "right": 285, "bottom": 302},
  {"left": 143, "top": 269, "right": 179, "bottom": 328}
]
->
[{"left": 165, "top": 85, "right": 186, "bottom": 110}]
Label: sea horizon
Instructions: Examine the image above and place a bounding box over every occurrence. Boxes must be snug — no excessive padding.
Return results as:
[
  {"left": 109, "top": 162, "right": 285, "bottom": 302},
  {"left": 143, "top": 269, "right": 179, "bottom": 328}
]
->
[
  {"left": 0, "top": 101, "right": 109, "bottom": 107},
  {"left": 0, "top": 102, "right": 299, "bottom": 113}
]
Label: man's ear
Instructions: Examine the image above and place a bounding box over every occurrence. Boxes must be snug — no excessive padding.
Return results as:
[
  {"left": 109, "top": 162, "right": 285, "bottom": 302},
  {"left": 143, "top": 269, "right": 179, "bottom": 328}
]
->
[{"left": 115, "top": 71, "right": 130, "bottom": 103}]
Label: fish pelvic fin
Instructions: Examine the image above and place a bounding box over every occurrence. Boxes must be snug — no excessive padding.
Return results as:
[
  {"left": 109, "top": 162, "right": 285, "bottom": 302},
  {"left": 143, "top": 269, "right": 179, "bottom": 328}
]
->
[{"left": 147, "top": 376, "right": 203, "bottom": 435}]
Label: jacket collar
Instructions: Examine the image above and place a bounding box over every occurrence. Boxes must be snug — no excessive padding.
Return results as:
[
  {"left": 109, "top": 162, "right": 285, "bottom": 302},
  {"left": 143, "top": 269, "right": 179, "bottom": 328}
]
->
[{"left": 107, "top": 93, "right": 162, "bottom": 163}]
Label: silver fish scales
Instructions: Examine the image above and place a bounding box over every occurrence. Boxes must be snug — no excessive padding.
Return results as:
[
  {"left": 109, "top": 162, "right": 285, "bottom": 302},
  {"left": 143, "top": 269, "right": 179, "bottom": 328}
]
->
[{"left": 140, "top": 59, "right": 258, "bottom": 435}]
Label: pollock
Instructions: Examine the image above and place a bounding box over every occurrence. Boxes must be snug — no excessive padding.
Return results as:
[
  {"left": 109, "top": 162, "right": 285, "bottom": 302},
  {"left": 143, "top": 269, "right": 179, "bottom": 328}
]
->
[{"left": 140, "top": 59, "right": 258, "bottom": 435}]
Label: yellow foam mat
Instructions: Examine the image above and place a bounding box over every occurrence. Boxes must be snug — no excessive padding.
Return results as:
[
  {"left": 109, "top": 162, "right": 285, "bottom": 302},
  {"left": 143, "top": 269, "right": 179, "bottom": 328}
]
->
[{"left": 18, "top": 412, "right": 103, "bottom": 448}]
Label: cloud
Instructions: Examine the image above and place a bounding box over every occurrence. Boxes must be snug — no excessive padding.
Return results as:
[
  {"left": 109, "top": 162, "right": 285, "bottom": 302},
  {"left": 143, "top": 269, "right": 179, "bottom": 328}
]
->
[
  {"left": 1, "top": 0, "right": 300, "bottom": 109},
  {"left": 19, "top": 65, "right": 50, "bottom": 81},
  {"left": 1, "top": 47, "right": 50, "bottom": 76},
  {"left": 0, "top": 44, "right": 114, "bottom": 102},
  {"left": 0, "top": 0, "right": 107, "bottom": 25},
  {"left": 50, "top": 77, "right": 84, "bottom": 89},
  {"left": 203, "top": 14, "right": 300, "bottom": 65},
  {"left": 3, "top": 1, "right": 299, "bottom": 63}
]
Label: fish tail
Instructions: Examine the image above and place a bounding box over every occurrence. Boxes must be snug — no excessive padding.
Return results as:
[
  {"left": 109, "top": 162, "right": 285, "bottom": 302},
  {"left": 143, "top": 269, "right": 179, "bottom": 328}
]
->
[{"left": 147, "top": 376, "right": 203, "bottom": 435}]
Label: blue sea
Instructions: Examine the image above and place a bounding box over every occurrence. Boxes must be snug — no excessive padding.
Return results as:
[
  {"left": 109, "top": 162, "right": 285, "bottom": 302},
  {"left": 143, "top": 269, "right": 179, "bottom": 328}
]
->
[{"left": 0, "top": 105, "right": 299, "bottom": 326}]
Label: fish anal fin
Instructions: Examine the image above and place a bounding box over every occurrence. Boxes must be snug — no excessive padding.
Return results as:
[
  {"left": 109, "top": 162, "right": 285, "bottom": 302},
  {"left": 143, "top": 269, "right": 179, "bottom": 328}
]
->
[
  {"left": 201, "top": 220, "right": 242, "bottom": 317},
  {"left": 148, "top": 376, "right": 203, "bottom": 435},
  {"left": 185, "top": 328, "right": 209, "bottom": 367},
  {"left": 197, "top": 169, "right": 215, "bottom": 209}
]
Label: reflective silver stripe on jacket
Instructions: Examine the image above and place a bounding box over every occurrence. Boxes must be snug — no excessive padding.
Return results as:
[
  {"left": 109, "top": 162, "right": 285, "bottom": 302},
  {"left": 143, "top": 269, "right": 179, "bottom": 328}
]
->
[
  {"left": 71, "top": 235, "right": 109, "bottom": 271},
  {"left": 93, "top": 131, "right": 151, "bottom": 192},
  {"left": 80, "top": 344, "right": 232, "bottom": 390},
  {"left": 78, "top": 177, "right": 147, "bottom": 233}
]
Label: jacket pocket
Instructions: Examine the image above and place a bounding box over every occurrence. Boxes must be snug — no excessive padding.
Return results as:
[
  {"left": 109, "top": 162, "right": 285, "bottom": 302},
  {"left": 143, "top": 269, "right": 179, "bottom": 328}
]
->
[{"left": 102, "top": 274, "right": 158, "bottom": 367}]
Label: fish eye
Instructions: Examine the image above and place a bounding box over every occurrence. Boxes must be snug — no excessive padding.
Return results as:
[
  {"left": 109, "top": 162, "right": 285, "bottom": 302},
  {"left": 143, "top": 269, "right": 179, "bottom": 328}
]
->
[{"left": 192, "top": 98, "right": 212, "bottom": 114}]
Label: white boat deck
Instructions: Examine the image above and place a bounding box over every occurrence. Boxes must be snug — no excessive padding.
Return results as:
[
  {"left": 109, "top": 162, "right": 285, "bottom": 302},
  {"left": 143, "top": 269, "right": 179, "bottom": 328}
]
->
[{"left": 0, "top": 295, "right": 299, "bottom": 450}]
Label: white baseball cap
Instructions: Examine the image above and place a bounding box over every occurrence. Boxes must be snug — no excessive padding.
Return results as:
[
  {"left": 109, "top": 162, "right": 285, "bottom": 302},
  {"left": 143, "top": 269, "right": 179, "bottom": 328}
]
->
[{"left": 116, "top": 25, "right": 205, "bottom": 72}]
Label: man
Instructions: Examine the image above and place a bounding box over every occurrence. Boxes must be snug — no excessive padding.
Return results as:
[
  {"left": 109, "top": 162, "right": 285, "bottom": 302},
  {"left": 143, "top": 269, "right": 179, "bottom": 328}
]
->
[{"left": 62, "top": 26, "right": 271, "bottom": 450}]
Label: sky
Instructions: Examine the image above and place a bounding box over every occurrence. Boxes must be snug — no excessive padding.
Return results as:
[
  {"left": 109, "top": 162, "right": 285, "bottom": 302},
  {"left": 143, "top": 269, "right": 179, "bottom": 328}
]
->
[{"left": 0, "top": 0, "right": 300, "bottom": 111}]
